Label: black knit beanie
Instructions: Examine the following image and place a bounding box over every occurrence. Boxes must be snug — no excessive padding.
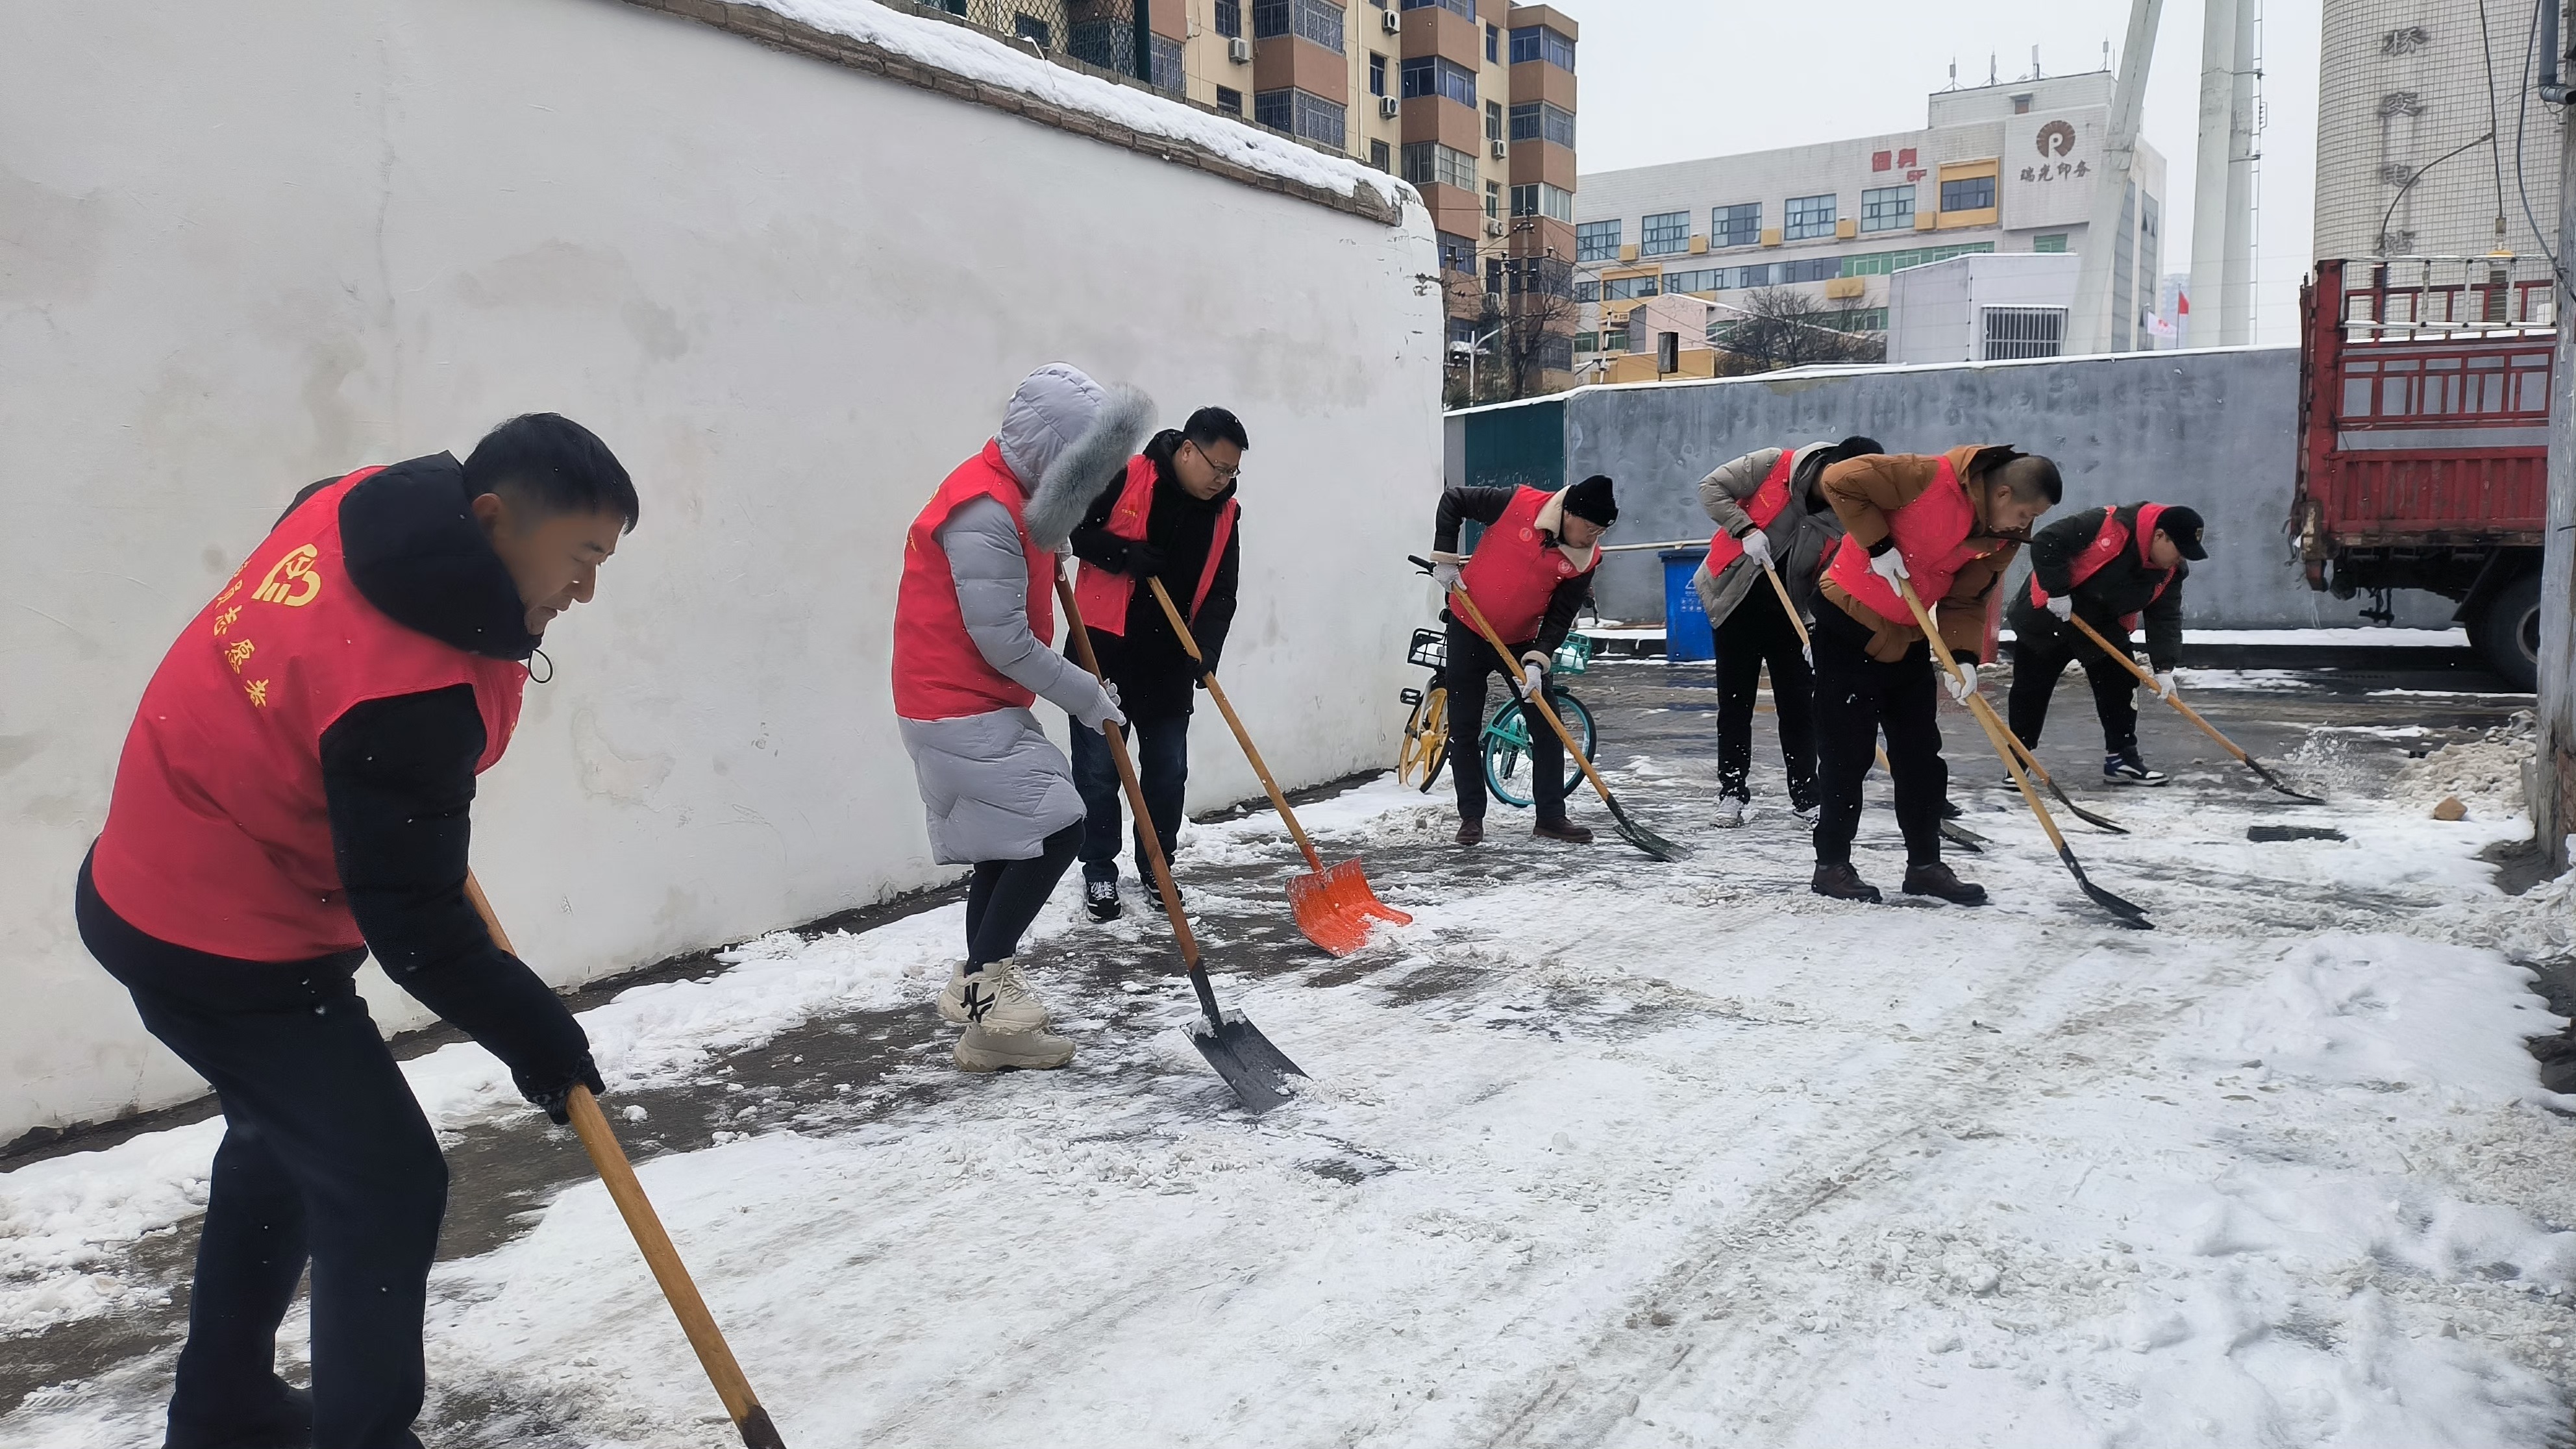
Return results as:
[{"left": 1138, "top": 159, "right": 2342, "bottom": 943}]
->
[{"left": 1563, "top": 474, "right": 1618, "bottom": 526}]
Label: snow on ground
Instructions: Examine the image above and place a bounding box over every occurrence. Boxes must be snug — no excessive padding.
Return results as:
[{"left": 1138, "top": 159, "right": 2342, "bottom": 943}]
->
[{"left": 8, "top": 702, "right": 2576, "bottom": 1446}]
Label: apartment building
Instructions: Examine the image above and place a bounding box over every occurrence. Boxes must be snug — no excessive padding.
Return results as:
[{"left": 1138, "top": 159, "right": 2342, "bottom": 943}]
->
[
  {"left": 1572, "top": 71, "right": 2167, "bottom": 368},
  {"left": 928, "top": 0, "right": 1582, "bottom": 393}
]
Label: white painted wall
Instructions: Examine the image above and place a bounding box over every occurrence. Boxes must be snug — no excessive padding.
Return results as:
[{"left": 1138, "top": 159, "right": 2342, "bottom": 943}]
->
[
  {"left": 0, "top": 0, "right": 1442, "bottom": 1143},
  {"left": 1889, "top": 253, "right": 2083, "bottom": 364}
]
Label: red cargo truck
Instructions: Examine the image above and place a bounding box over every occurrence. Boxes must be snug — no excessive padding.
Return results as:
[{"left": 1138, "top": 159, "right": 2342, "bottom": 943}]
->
[{"left": 2292, "top": 256, "right": 2553, "bottom": 687}]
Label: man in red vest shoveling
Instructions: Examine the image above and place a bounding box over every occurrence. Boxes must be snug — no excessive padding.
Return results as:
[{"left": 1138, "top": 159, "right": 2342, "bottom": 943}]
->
[
  {"left": 894, "top": 363, "right": 1149, "bottom": 1072},
  {"left": 1425, "top": 473, "right": 1617, "bottom": 847},
  {"left": 78, "top": 415, "right": 637, "bottom": 1449},
  {"left": 1691, "top": 436, "right": 1884, "bottom": 828},
  {"left": 1809, "top": 445, "right": 2063, "bottom": 906},
  {"left": 1063, "top": 406, "right": 1248, "bottom": 922},
  {"left": 2005, "top": 502, "right": 2207, "bottom": 786}
]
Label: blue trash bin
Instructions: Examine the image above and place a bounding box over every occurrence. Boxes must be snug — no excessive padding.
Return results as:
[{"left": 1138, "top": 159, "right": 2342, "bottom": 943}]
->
[{"left": 1661, "top": 548, "right": 1713, "bottom": 663}]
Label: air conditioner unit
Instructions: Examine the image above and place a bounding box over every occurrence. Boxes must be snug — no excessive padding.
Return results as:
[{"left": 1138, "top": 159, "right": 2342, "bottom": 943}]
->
[
  {"left": 1380, "top": 95, "right": 1400, "bottom": 118},
  {"left": 1228, "top": 36, "right": 1252, "bottom": 63},
  {"left": 1490, "top": 139, "right": 1507, "bottom": 158},
  {"left": 1381, "top": 8, "right": 1401, "bottom": 32},
  {"left": 1485, "top": 220, "right": 1505, "bottom": 237}
]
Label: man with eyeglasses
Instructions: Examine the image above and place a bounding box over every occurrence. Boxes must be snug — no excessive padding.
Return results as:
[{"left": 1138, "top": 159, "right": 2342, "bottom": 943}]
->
[{"left": 1064, "top": 406, "right": 1248, "bottom": 921}]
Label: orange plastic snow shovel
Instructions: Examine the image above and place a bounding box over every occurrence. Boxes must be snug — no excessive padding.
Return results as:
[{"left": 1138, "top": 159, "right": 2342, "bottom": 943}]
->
[
  {"left": 1143, "top": 576, "right": 1410, "bottom": 957},
  {"left": 463, "top": 874, "right": 787, "bottom": 1449},
  {"left": 1056, "top": 567, "right": 1307, "bottom": 1113}
]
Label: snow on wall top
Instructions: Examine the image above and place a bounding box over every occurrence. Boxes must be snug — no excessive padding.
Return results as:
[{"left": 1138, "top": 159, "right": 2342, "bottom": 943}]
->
[{"left": 662, "top": 0, "right": 1412, "bottom": 218}]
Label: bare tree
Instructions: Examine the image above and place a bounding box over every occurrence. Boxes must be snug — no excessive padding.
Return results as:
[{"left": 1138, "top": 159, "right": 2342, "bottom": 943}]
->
[{"left": 1712, "top": 288, "right": 1887, "bottom": 372}]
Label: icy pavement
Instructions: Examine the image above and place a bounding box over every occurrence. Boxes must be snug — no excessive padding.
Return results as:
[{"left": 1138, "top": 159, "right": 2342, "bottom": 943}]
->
[{"left": 8, "top": 660, "right": 2576, "bottom": 1447}]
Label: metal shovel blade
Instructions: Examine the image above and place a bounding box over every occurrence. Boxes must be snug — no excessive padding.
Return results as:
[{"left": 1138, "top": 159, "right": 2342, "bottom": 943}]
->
[
  {"left": 1285, "top": 867, "right": 1377, "bottom": 958},
  {"left": 1937, "top": 819, "right": 1989, "bottom": 854},
  {"left": 2038, "top": 773, "right": 2129, "bottom": 835},
  {"left": 2246, "top": 759, "right": 2327, "bottom": 804},
  {"left": 1605, "top": 794, "right": 1690, "bottom": 861},
  {"left": 2058, "top": 845, "right": 2153, "bottom": 930},
  {"left": 1188, "top": 1008, "right": 1308, "bottom": 1114}
]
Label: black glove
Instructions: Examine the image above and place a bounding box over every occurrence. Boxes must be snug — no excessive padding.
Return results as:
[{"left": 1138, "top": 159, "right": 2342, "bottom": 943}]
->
[
  {"left": 390, "top": 949, "right": 603, "bottom": 1124},
  {"left": 1121, "top": 539, "right": 1166, "bottom": 578},
  {"left": 517, "top": 1054, "right": 608, "bottom": 1126},
  {"left": 1189, "top": 655, "right": 1215, "bottom": 687}
]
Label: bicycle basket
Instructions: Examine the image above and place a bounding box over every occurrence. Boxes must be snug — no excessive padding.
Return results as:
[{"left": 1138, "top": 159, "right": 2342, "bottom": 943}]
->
[
  {"left": 1407, "top": 628, "right": 1448, "bottom": 670},
  {"left": 1552, "top": 632, "right": 1594, "bottom": 676}
]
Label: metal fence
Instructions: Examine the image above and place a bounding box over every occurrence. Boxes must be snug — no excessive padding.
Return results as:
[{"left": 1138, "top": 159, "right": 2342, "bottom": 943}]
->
[
  {"left": 1981, "top": 305, "right": 2066, "bottom": 361},
  {"left": 918, "top": 0, "right": 1180, "bottom": 90}
]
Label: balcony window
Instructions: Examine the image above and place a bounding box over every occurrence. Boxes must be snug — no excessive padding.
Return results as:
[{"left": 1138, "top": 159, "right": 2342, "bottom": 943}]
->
[
  {"left": 1402, "top": 142, "right": 1478, "bottom": 191},
  {"left": 1256, "top": 88, "right": 1346, "bottom": 148},
  {"left": 1508, "top": 25, "right": 1575, "bottom": 69},
  {"left": 1255, "top": 0, "right": 1345, "bottom": 51},
  {"left": 1508, "top": 101, "right": 1576, "bottom": 148},
  {"left": 1400, "top": 55, "right": 1477, "bottom": 106},
  {"left": 1511, "top": 183, "right": 1574, "bottom": 223}
]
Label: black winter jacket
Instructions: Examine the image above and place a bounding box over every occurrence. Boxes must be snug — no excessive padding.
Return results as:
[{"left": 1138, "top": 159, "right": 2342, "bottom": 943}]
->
[
  {"left": 287, "top": 456, "right": 595, "bottom": 1100},
  {"left": 1065, "top": 430, "right": 1241, "bottom": 719},
  {"left": 2006, "top": 502, "right": 2188, "bottom": 671}
]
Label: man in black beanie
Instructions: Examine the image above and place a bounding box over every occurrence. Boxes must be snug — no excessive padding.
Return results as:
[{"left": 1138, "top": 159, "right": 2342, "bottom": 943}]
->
[
  {"left": 1426, "top": 473, "right": 1616, "bottom": 845},
  {"left": 2005, "top": 502, "right": 2208, "bottom": 785}
]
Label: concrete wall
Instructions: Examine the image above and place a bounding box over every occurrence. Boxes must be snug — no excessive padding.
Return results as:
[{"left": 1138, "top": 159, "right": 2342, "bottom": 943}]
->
[
  {"left": 1, "top": 0, "right": 1441, "bottom": 1141},
  {"left": 1465, "top": 347, "right": 2453, "bottom": 629}
]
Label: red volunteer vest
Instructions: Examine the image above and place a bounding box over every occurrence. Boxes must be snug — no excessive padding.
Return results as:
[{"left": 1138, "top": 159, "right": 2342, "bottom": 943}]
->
[
  {"left": 1705, "top": 449, "right": 1796, "bottom": 574},
  {"left": 1452, "top": 486, "right": 1600, "bottom": 645},
  {"left": 91, "top": 469, "right": 528, "bottom": 961},
  {"left": 1826, "top": 456, "right": 1999, "bottom": 628},
  {"left": 2027, "top": 503, "right": 2175, "bottom": 631},
  {"left": 1072, "top": 454, "right": 1238, "bottom": 638},
  {"left": 893, "top": 440, "right": 1055, "bottom": 721}
]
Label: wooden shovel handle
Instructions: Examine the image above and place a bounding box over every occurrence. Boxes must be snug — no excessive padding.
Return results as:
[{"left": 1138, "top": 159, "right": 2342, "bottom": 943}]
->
[
  {"left": 2061, "top": 612, "right": 2251, "bottom": 765},
  {"left": 1143, "top": 576, "right": 1325, "bottom": 872},
  {"left": 1054, "top": 569, "right": 1200, "bottom": 965},
  {"left": 1889, "top": 578, "right": 2074, "bottom": 855},
  {"left": 1449, "top": 587, "right": 1623, "bottom": 810},
  {"left": 461, "top": 874, "right": 785, "bottom": 1449}
]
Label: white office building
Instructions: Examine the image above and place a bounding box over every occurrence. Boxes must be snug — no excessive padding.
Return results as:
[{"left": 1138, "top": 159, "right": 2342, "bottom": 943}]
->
[{"left": 1572, "top": 70, "right": 2168, "bottom": 366}]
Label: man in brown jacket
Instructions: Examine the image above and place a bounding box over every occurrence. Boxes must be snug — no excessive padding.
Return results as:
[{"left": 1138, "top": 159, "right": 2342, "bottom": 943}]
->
[{"left": 1809, "top": 445, "right": 2062, "bottom": 905}]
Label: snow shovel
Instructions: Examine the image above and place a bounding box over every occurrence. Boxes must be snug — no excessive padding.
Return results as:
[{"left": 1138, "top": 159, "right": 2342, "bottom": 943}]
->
[
  {"left": 2064, "top": 612, "right": 2327, "bottom": 803},
  {"left": 1448, "top": 584, "right": 1689, "bottom": 861},
  {"left": 1890, "top": 580, "right": 2152, "bottom": 930},
  {"left": 1054, "top": 568, "right": 1307, "bottom": 1113},
  {"left": 462, "top": 874, "right": 787, "bottom": 1449},
  {"left": 1144, "top": 576, "right": 1411, "bottom": 957},
  {"left": 1990, "top": 717, "right": 2130, "bottom": 835},
  {"left": 1760, "top": 557, "right": 1985, "bottom": 853}
]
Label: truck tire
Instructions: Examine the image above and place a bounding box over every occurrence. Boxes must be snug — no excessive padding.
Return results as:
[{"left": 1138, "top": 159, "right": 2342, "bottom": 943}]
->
[{"left": 2470, "top": 571, "right": 2541, "bottom": 691}]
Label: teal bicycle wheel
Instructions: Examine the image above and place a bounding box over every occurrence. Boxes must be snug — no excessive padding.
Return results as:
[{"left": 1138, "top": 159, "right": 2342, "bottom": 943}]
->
[{"left": 1482, "top": 689, "right": 1596, "bottom": 810}]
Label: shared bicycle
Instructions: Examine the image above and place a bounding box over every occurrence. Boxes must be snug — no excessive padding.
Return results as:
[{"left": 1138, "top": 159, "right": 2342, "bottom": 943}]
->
[{"left": 1395, "top": 627, "right": 1597, "bottom": 809}]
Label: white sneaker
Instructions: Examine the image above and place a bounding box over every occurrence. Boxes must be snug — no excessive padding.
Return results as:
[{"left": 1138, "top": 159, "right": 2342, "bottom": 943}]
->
[
  {"left": 1715, "top": 795, "right": 1748, "bottom": 829},
  {"left": 938, "top": 960, "right": 1050, "bottom": 1031},
  {"left": 954, "top": 1022, "right": 1076, "bottom": 1072}
]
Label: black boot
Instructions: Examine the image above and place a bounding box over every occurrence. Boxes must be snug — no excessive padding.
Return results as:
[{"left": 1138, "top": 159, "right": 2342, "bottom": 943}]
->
[
  {"left": 1811, "top": 862, "right": 1883, "bottom": 903},
  {"left": 1902, "top": 861, "right": 1988, "bottom": 906},
  {"left": 1083, "top": 874, "right": 1121, "bottom": 923}
]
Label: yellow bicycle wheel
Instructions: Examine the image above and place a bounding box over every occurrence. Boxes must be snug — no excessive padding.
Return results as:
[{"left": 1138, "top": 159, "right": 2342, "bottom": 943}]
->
[{"left": 1397, "top": 687, "right": 1449, "bottom": 792}]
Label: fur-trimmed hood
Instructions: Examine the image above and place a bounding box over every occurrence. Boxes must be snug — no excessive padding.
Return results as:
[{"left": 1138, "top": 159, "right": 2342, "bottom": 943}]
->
[{"left": 993, "top": 363, "right": 1155, "bottom": 552}]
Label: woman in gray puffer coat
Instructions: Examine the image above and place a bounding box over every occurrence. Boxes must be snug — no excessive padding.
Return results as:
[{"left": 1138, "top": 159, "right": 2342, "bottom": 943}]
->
[{"left": 892, "top": 363, "right": 1152, "bottom": 1072}]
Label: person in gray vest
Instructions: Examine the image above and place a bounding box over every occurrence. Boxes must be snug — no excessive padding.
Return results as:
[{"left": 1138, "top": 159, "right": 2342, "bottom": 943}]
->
[{"left": 1692, "top": 436, "right": 1882, "bottom": 827}]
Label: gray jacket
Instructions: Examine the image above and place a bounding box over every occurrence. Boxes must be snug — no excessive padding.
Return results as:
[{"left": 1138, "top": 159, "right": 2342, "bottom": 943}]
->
[
  {"left": 1691, "top": 442, "right": 1846, "bottom": 628},
  {"left": 900, "top": 363, "right": 1154, "bottom": 863}
]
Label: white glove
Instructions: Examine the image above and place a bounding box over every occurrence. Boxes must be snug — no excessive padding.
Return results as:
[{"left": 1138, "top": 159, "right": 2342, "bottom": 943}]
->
[
  {"left": 1943, "top": 660, "right": 1979, "bottom": 705},
  {"left": 1738, "top": 529, "right": 1774, "bottom": 569},
  {"left": 1076, "top": 678, "right": 1126, "bottom": 731},
  {"left": 2152, "top": 669, "right": 2178, "bottom": 701},
  {"left": 2044, "top": 594, "right": 2074, "bottom": 621},
  {"left": 1431, "top": 560, "right": 1463, "bottom": 591},
  {"left": 1516, "top": 650, "right": 1550, "bottom": 700},
  {"left": 1868, "top": 545, "right": 1910, "bottom": 584}
]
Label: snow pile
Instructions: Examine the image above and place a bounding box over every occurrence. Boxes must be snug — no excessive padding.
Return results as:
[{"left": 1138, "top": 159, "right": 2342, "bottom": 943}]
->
[
  {"left": 2397, "top": 710, "right": 2536, "bottom": 811},
  {"left": 751, "top": 0, "right": 1408, "bottom": 210}
]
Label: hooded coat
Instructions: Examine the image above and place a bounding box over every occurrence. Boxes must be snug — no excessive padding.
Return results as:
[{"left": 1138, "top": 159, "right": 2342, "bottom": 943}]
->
[
  {"left": 895, "top": 364, "right": 1153, "bottom": 865},
  {"left": 1690, "top": 443, "right": 1847, "bottom": 627}
]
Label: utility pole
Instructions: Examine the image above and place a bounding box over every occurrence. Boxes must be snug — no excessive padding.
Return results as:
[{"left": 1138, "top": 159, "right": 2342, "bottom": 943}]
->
[
  {"left": 2069, "top": 0, "right": 2164, "bottom": 353},
  {"left": 2536, "top": 1, "right": 2576, "bottom": 866}
]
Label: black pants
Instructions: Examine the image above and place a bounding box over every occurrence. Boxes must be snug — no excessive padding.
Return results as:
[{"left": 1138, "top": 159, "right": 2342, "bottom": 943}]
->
[
  {"left": 1810, "top": 608, "right": 1948, "bottom": 869},
  {"left": 1068, "top": 713, "right": 1187, "bottom": 889},
  {"left": 1443, "top": 617, "right": 1568, "bottom": 826},
  {"left": 2008, "top": 625, "right": 2140, "bottom": 754},
  {"left": 1713, "top": 580, "right": 1815, "bottom": 801},
  {"left": 75, "top": 855, "right": 440, "bottom": 1449},
  {"left": 965, "top": 821, "right": 1082, "bottom": 967}
]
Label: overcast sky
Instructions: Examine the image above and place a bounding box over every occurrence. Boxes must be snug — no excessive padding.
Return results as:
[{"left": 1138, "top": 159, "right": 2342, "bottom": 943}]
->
[{"left": 1574, "top": 0, "right": 2324, "bottom": 345}]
